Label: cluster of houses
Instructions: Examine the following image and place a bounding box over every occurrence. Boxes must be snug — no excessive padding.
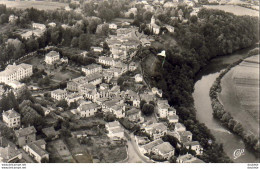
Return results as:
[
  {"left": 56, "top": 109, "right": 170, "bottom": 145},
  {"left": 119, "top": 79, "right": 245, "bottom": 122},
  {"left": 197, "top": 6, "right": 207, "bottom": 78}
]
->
[{"left": 0, "top": 110, "right": 50, "bottom": 163}]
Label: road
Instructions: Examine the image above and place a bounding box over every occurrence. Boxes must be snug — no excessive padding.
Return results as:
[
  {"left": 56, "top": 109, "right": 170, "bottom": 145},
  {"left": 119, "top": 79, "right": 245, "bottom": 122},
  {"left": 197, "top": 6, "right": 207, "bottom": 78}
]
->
[{"left": 123, "top": 132, "right": 154, "bottom": 163}]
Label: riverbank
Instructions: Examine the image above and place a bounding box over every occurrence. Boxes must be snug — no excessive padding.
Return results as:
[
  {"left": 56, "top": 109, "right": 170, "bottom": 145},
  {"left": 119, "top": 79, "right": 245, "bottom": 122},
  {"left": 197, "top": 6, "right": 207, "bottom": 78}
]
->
[{"left": 209, "top": 48, "right": 260, "bottom": 158}]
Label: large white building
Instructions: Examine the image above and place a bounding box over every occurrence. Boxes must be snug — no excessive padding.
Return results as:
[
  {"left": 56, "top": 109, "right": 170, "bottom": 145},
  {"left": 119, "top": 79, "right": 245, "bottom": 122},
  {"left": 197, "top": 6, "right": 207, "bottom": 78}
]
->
[
  {"left": 51, "top": 89, "right": 67, "bottom": 101},
  {"left": 2, "top": 109, "right": 21, "bottom": 128},
  {"left": 82, "top": 64, "right": 102, "bottom": 76},
  {"left": 45, "top": 51, "right": 60, "bottom": 65},
  {"left": 77, "top": 103, "right": 99, "bottom": 118},
  {"left": 0, "top": 63, "right": 33, "bottom": 84}
]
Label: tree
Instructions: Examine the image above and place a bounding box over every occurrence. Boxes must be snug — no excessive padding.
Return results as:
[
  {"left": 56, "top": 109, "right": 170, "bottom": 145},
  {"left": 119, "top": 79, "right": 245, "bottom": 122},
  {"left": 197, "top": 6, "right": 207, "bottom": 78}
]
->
[
  {"left": 71, "top": 37, "right": 78, "bottom": 47},
  {"left": 142, "top": 103, "right": 154, "bottom": 116},
  {"left": 56, "top": 100, "right": 68, "bottom": 109},
  {"left": 79, "top": 34, "right": 91, "bottom": 50},
  {"left": 140, "top": 100, "right": 146, "bottom": 109}
]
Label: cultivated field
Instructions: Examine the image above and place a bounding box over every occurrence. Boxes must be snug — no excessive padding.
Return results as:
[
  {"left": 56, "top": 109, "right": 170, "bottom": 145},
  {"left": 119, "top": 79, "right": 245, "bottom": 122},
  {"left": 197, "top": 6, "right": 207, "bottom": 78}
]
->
[
  {"left": 219, "top": 55, "right": 259, "bottom": 137},
  {"left": 203, "top": 5, "right": 259, "bottom": 17},
  {"left": 0, "top": 1, "right": 67, "bottom": 10}
]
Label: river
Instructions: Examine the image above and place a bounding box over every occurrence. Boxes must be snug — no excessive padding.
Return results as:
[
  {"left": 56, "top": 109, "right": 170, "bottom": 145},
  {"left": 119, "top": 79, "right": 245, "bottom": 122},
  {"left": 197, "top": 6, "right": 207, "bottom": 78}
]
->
[{"left": 193, "top": 47, "right": 259, "bottom": 163}]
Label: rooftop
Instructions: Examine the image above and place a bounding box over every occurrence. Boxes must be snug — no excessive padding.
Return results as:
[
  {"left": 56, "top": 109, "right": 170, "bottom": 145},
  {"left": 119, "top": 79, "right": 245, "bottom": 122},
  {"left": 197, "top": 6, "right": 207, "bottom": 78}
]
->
[
  {"left": 15, "top": 126, "right": 36, "bottom": 138},
  {"left": 3, "top": 109, "right": 20, "bottom": 119},
  {"left": 152, "top": 142, "right": 175, "bottom": 154},
  {"left": 46, "top": 51, "right": 59, "bottom": 58}
]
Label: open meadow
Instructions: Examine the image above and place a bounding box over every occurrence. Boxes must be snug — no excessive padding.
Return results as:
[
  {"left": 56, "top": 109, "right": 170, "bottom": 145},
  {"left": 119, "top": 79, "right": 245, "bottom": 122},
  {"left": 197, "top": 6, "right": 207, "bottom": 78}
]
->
[
  {"left": 203, "top": 5, "right": 259, "bottom": 17},
  {"left": 219, "top": 55, "right": 259, "bottom": 138},
  {"left": 0, "top": 1, "right": 67, "bottom": 10}
]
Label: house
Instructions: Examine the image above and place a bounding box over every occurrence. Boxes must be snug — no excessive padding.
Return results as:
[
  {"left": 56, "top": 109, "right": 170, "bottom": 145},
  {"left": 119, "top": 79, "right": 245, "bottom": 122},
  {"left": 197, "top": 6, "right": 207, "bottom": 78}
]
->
[
  {"left": 110, "top": 105, "right": 125, "bottom": 118},
  {"left": 0, "top": 63, "right": 33, "bottom": 84},
  {"left": 140, "top": 139, "right": 164, "bottom": 154},
  {"left": 82, "top": 64, "right": 102, "bottom": 76},
  {"left": 109, "top": 23, "right": 117, "bottom": 30},
  {"left": 168, "top": 114, "right": 179, "bottom": 124},
  {"left": 175, "top": 131, "right": 192, "bottom": 143},
  {"left": 42, "top": 127, "right": 59, "bottom": 140},
  {"left": 135, "top": 136, "right": 150, "bottom": 145},
  {"left": 129, "top": 61, "right": 138, "bottom": 71},
  {"left": 48, "top": 22, "right": 56, "bottom": 27},
  {"left": 109, "top": 85, "right": 121, "bottom": 97},
  {"left": 174, "top": 123, "right": 186, "bottom": 132},
  {"left": 135, "top": 74, "right": 143, "bottom": 82},
  {"left": 0, "top": 145, "right": 22, "bottom": 163},
  {"left": 125, "top": 108, "right": 142, "bottom": 122},
  {"left": 51, "top": 89, "right": 67, "bottom": 101},
  {"left": 77, "top": 103, "right": 98, "bottom": 117},
  {"left": 158, "top": 103, "right": 169, "bottom": 118},
  {"left": 176, "top": 154, "right": 205, "bottom": 163},
  {"left": 9, "top": 15, "right": 18, "bottom": 23},
  {"left": 66, "top": 93, "right": 84, "bottom": 105},
  {"left": 15, "top": 126, "right": 36, "bottom": 147},
  {"left": 67, "top": 76, "right": 88, "bottom": 92},
  {"left": 78, "top": 83, "right": 96, "bottom": 96},
  {"left": 23, "top": 139, "right": 49, "bottom": 163},
  {"left": 45, "top": 51, "right": 60, "bottom": 64},
  {"left": 71, "top": 131, "right": 88, "bottom": 138},
  {"left": 140, "top": 93, "right": 156, "bottom": 103},
  {"left": 145, "top": 123, "right": 167, "bottom": 140},
  {"left": 85, "top": 73, "right": 103, "bottom": 86},
  {"left": 91, "top": 47, "right": 103, "bottom": 53},
  {"left": 152, "top": 142, "right": 175, "bottom": 160},
  {"left": 133, "top": 98, "right": 140, "bottom": 107},
  {"left": 84, "top": 90, "right": 100, "bottom": 102},
  {"left": 60, "top": 57, "right": 68, "bottom": 64},
  {"left": 98, "top": 56, "right": 115, "bottom": 66},
  {"left": 183, "top": 141, "right": 203, "bottom": 155},
  {"left": 152, "top": 87, "right": 163, "bottom": 97},
  {"left": 105, "top": 121, "right": 124, "bottom": 140},
  {"left": 103, "top": 70, "right": 113, "bottom": 83},
  {"left": 2, "top": 109, "right": 20, "bottom": 128},
  {"left": 165, "top": 25, "right": 175, "bottom": 33},
  {"left": 32, "top": 23, "right": 46, "bottom": 31}
]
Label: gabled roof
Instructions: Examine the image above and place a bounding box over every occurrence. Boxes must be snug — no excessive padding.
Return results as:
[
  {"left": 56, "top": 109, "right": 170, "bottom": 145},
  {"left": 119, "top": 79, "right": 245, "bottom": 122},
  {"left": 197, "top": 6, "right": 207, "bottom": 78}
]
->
[
  {"left": 15, "top": 126, "right": 36, "bottom": 138},
  {"left": 0, "top": 146, "right": 21, "bottom": 163},
  {"left": 79, "top": 103, "right": 98, "bottom": 111},
  {"left": 142, "top": 139, "right": 164, "bottom": 150},
  {"left": 152, "top": 142, "right": 175, "bottom": 154},
  {"left": 27, "top": 140, "right": 48, "bottom": 157}
]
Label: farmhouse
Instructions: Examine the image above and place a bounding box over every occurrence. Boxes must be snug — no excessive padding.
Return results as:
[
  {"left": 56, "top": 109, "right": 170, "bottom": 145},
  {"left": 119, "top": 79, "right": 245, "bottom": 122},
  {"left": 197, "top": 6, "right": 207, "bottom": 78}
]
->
[{"left": 2, "top": 109, "right": 20, "bottom": 128}]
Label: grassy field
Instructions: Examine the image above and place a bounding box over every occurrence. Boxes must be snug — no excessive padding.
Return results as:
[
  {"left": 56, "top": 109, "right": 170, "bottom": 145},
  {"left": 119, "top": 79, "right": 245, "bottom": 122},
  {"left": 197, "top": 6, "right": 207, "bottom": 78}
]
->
[
  {"left": 0, "top": 1, "right": 67, "bottom": 10},
  {"left": 219, "top": 55, "right": 259, "bottom": 137},
  {"left": 203, "top": 5, "right": 259, "bottom": 17}
]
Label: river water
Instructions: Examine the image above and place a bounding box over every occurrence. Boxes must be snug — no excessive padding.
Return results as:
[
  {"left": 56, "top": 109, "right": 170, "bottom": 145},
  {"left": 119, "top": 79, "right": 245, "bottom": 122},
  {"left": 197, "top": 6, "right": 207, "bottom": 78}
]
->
[{"left": 193, "top": 47, "right": 259, "bottom": 163}]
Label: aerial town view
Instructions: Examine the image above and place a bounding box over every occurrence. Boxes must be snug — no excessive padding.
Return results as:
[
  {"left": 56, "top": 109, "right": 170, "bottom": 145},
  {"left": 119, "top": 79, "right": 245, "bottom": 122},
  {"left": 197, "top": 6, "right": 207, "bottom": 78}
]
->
[{"left": 0, "top": 0, "right": 259, "bottom": 166}]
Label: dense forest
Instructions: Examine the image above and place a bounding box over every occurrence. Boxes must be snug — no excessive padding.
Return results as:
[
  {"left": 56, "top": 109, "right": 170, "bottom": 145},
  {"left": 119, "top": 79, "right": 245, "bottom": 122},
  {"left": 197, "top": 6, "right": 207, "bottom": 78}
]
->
[{"left": 138, "top": 9, "right": 259, "bottom": 162}]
